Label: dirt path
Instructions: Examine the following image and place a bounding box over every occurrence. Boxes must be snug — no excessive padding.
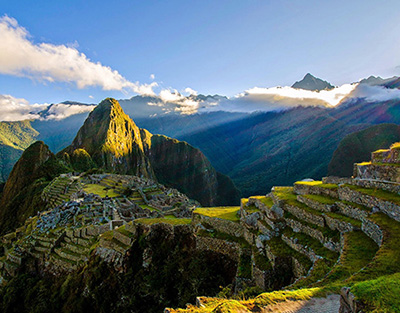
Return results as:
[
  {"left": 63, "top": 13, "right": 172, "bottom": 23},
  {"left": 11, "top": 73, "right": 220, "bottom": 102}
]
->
[{"left": 260, "top": 294, "right": 340, "bottom": 313}]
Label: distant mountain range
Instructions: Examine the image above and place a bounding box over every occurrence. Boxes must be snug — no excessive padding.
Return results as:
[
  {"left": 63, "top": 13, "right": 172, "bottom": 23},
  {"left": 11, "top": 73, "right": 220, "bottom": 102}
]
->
[{"left": 1, "top": 74, "right": 400, "bottom": 198}]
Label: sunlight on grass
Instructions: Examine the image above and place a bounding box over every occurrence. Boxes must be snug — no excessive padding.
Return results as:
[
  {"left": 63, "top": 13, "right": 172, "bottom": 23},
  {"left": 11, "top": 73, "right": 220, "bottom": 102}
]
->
[{"left": 194, "top": 207, "right": 240, "bottom": 222}]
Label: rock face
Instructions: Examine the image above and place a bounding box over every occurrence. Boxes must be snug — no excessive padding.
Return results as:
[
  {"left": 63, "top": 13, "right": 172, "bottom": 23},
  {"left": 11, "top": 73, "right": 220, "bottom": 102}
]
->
[
  {"left": 292, "top": 73, "right": 334, "bottom": 91},
  {"left": 63, "top": 98, "right": 240, "bottom": 206}
]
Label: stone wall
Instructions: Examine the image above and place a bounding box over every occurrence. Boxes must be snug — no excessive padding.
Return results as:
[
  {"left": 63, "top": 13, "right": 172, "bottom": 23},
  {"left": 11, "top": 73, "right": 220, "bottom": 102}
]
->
[
  {"left": 352, "top": 178, "right": 400, "bottom": 194},
  {"left": 294, "top": 183, "right": 339, "bottom": 198},
  {"left": 297, "top": 195, "right": 334, "bottom": 213},
  {"left": 361, "top": 218, "right": 383, "bottom": 246},
  {"left": 338, "top": 186, "right": 400, "bottom": 222},
  {"left": 192, "top": 213, "right": 244, "bottom": 238},
  {"left": 355, "top": 163, "right": 400, "bottom": 183},
  {"left": 339, "top": 287, "right": 364, "bottom": 313},
  {"left": 195, "top": 236, "right": 240, "bottom": 262},
  {"left": 323, "top": 177, "right": 353, "bottom": 185},
  {"left": 281, "top": 234, "right": 318, "bottom": 262},
  {"left": 335, "top": 202, "right": 369, "bottom": 221},
  {"left": 324, "top": 215, "right": 355, "bottom": 233},
  {"left": 284, "top": 204, "right": 325, "bottom": 227}
]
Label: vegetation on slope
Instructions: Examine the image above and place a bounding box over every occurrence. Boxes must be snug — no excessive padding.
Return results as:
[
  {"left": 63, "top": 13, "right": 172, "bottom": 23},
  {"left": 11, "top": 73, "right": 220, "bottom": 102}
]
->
[{"left": 328, "top": 123, "right": 400, "bottom": 177}]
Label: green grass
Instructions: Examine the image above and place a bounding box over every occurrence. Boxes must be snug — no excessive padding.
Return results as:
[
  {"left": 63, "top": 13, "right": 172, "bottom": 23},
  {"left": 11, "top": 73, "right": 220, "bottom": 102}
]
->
[
  {"left": 194, "top": 207, "right": 240, "bottom": 222},
  {"left": 294, "top": 181, "right": 338, "bottom": 190},
  {"left": 324, "top": 211, "right": 362, "bottom": 228},
  {"left": 115, "top": 225, "right": 135, "bottom": 238},
  {"left": 314, "top": 231, "right": 378, "bottom": 291},
  {"left": 244, "top": 204, "right": 260, "bottom": 214},
  {"left": 344, "top": 184, "right": 400, "bottom": 205},
  {"left": 135, "top": 217, "right": 191, "bottom": 225},
  {"left": 83, "top": 184, "right": 120, "bottom": 198},
  {"left": 249, "top": 196, "right": 274, "bottom": 208},
  {"left": 348, "top": 213, "right": 400, "bottom": 282},
  {"left": 139, "top": 204, "right": 159, "bottom": 211},
  {"left": 352, "top": 273, "right": 400, "bottom": 313},
  {"left": 302, "top": 194, "right": 337, "bottom": 205}
]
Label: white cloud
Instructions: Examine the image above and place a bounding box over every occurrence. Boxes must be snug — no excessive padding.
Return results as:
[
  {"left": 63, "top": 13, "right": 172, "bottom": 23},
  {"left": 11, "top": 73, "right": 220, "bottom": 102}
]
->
[
  {"left": 150, "top": 74, "right": 155, "bottom": 80},
  {"left": 0, "top": 94, "right": 96, "bottom": 121},
  {"left": 347, "top": 83, "right": 400, "bottom": 102},
  {"left": 0, "top": 15, "right": 156, "bottom": 95},
  {"left": 43, "top": 103, "right": 95, "bottom": 120},
  {"left": 183, "top": 87, "right": 198, "bottom": 96},
  {"left": 0, "top": 94, "right": 47, "bottom": 121},
  {"left": 203, "top": 84, "right": 358, "bottom": 113},
  {"left": 88, "top": 95, "right": 94, "bottom": 99}
]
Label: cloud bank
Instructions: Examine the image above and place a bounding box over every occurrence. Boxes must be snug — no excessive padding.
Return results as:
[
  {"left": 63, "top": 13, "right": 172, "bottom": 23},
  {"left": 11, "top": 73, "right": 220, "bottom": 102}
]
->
[
  {"left": 0, "top": 15, "right": 156, "bottom": 95},
  {"left": 42, "top": 103, "right": 96, "bottom": 120},
  {"left": 0, "top": 94, "right": 94, "bottom": 122},
  {"left": 0, "top": 95, "right": 47, "bottom": 121}
]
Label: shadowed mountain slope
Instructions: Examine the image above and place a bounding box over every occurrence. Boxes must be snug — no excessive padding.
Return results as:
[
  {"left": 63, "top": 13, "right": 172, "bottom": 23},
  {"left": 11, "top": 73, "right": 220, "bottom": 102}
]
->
[{"left": 328, "top": 123, "right": 400, "bottom": 177}]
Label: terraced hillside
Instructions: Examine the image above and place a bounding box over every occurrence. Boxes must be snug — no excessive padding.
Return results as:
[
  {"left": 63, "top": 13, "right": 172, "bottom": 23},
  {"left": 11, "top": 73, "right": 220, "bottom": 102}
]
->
[
  {"left": 2, "top": 144, "right": 400, "bottom": 312},
  {"left": 166, "top": 142, "right": 400, "bottom": 313}
]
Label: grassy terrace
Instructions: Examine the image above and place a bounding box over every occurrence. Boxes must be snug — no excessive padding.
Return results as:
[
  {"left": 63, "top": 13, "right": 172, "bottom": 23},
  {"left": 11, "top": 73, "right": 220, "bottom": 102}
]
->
[
  {"left": 348, "top": 213, "right": 400, "bottom": 282},
  {"left": 313, "top": 231, "right": 378, "bottom": 291},
  {"left": 249, "top": 196, "right": 274, "bottom": 208},
  {"left": 302, "top": 194, "right": 337, "bottom": 205},
  {"left": 352, "top": 273, "right": 400, "bottom": 313},
  {"left": 294, "top": 181, "right": 338, "bottom": 190},
  {"left": 341, "top": 200, "right": 372, "bottom": 213},
  {"left": 135, "top": 216, "right": 191, "bottom": 226},
  {"left": 343, "top": 184, "right": 400, "bottom": 205},
  {"left": 193, "top": 207, "right": 240, "bottom": 222},
  {"left": 282, "top": 227, "right": 339, "bottom": 262},
  {"left": 277, "top": 187, "right": 361, "bottom": 228},
  {"left": 267, "top": 236, "right": 313, "bottom": 270},
  {"left": 284, "top": 210, "right": 340, "bottom": 242},
  {"left": 273, "top": 187, "right": 323, "bottom": 216}
]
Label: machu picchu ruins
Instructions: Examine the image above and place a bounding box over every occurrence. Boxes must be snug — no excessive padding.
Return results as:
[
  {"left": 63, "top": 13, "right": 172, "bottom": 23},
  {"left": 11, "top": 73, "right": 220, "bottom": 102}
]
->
[{"left": 2, "top": 138, "right": 400, "bottom": 312}]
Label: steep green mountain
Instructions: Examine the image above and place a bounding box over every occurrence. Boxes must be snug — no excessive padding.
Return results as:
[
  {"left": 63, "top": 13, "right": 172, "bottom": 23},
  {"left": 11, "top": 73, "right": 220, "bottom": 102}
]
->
[
  {"left": 291, "top": 73, "right": 334, "bottom": 91},
  {"left": 0, "top": 121, "right": 39, "bottom": 181},
  {"left": 63, "top": 98, "right": 154, "bottom": 178},
  {"left": 61, "top": 98, "right": 240, "bottom": 206},
  {"left": 0, "top": 141, "right": 70, "bottom": 234},
  {"left": 328, "top": 123, "right": 400, "bottom": 177}
]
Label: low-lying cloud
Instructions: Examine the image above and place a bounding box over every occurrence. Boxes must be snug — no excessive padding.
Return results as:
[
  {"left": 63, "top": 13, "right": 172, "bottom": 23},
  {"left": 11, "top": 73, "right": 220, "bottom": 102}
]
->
[
  {"left": 0, "top": 15, "right": 156, "bottom": 94},
  {"left": 42, "top": 103, "right": 96, "bottom": 120},
  {"left": 0, "top": 94, "right": 47, "bottom": 121},
  {"left": 346, "top": 83, "right": 400, "bottom": 102},
  {"left": 0, "top": 94, "right": 94, "bottom": 122},
  {"left": 205, "top": 84, "right": 357, "bottom": 113}
]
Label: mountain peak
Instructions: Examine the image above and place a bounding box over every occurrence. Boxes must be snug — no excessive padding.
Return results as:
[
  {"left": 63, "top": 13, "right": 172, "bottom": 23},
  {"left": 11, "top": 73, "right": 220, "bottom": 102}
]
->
[{"left": 292, "top": 73, "right": 335, "bottom": 91}]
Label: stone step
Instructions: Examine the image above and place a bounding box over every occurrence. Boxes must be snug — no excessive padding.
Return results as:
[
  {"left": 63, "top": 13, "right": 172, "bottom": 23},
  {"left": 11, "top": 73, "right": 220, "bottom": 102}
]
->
[
  {"left": 297, "top": 194, "right": 336, "bottom": 213},
  {"left": 354, "top": 161, "right": 400, "bottom": 183}
]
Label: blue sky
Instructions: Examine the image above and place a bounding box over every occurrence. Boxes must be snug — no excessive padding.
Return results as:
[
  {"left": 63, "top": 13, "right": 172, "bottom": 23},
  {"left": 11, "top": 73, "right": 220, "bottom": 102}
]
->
[{"left": 1, "top": 0, "right": 400, "bottom": 105}]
